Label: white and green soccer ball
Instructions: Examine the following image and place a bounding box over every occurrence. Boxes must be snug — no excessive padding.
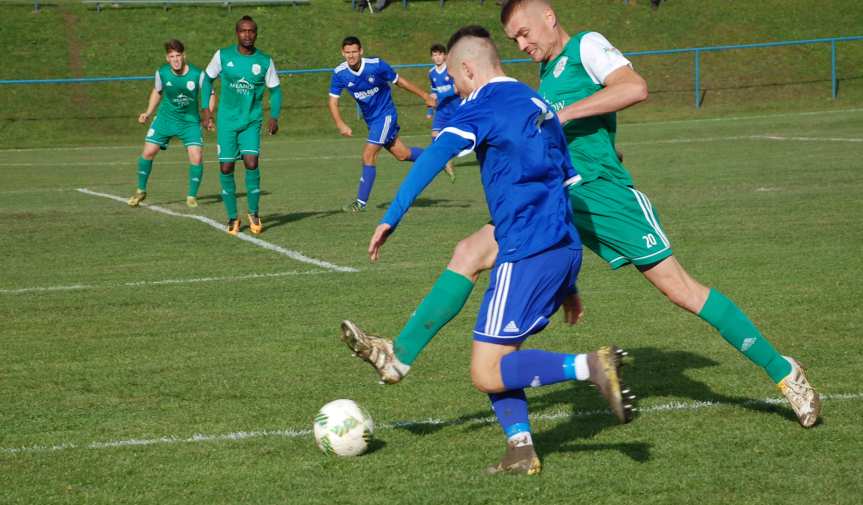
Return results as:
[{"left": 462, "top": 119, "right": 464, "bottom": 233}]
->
[{"left": 313, "top": 399, "right": 374, "bottom": 457}]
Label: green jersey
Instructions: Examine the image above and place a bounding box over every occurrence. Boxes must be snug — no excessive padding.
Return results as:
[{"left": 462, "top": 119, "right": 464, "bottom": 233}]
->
[
  {"left": 205, "top": 45, "right": 280, "bottom": 128},
  {"left": 539, "top": 31, "right": 633, "bottom": 186},
  {"left": 154, "top": 63, "right": 203, "bottom": 123}
]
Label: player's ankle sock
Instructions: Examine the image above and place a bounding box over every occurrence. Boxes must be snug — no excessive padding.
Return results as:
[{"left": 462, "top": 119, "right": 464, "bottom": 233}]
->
[
  {"left": 219, "top": 172, "right": 238, "bottom": 219},
  {"left": 489, "top": 390, "right": 532, "bottom": 445},
  {"left": 698, "top": 289, "right": 792, "bottom": 383},
  {"left": 407, "top": 147, "right": 423, "bottom": 162},
  {"left": 137, "top": 157, "right": 153, "bottom": 191},
  {"left": 356, "top": 164, "right": 376, "bottom": 205},
  {"left": 188, "top": 164, "right": 203, "bottom": 197},
  {"left": 245, "top": 168, "right": 261, "bottom": 215},
  {"left": 500, "top": 350, "right": 584, "bottom": 389},
  {"left": 393, "top": 269, "right": 474, "bottom": 365}
]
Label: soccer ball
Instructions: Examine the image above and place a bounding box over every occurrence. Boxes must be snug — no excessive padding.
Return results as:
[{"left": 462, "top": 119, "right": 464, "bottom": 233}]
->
[{"left": 313, "top": 399, "right": 374, "bottom": 457}]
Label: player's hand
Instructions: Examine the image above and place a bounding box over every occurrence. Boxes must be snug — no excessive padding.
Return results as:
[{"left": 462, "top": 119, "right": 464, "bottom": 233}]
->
[
  {"left": 368, "top": 223, "right": 393, "bottom": 262},
  {"left": 562, "top": 292, "right": 584, "bottom": 325},
  {"left": 138, "top": 113, "right": 149, "bottom": 124},
  {"left": 556, "top": 111, "right": 570, "bottom": 126},
  {"left": 205, "top": 116, "right": 215, "bottom": 132},
  {"left": 338, "top": 123, "right": 353, "bottom": 137},
  {"left": 424, "top": 95, "right": 436, "bottom": 108},
  {"left": 268, "top": 118, "right": 279, "bottom": 135}
]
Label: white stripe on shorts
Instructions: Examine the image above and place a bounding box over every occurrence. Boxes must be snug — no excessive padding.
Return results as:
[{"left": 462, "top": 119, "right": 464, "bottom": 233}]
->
[
  {"left": 630, "top": 188, "right": 670, "bottom": 248},
  {"left": 486, "top": 262, "right": 512, "bottom": 336},
  {"left": 378, "top": 115, "right": 392, "bottom": 144}
]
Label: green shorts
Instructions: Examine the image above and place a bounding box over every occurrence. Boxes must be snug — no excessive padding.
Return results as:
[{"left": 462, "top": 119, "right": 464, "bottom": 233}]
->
[
  {"left": 217, "top": 120, "right": 262, "bottom": 162},
  {"left": 568, "top": 177, "right": 673, "bottom": 269},
  {"left": 145, "top": 115, "right": 203, "bottom": 150}
]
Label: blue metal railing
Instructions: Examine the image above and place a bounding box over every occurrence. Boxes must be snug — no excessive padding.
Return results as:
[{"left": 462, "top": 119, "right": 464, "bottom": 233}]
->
[{"left": 2, "top": 36, "right": 861, "bottom": 108}]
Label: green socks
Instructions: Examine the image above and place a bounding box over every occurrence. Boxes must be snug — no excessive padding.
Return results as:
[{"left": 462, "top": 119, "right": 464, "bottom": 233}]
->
[
  {"left": 393, "top": 269, "right": 474, "bottom": 365},
  {"left": 245, "top": 168, "right": 261, "bottom": 215},
  {"left": 219, "top": 171, "right": 238, "bottom": 220},
  {"left": 188, "top": 164, "right": 204, "bottom": 197},
  {"left": 137, "top": 157, "right": 153, "bottom": 191},
  {"left": 698, "top": 289, "right": 791, "bottom": 383}
]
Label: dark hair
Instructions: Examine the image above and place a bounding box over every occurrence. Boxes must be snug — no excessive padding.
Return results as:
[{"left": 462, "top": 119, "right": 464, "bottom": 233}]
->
[
  {"left": 236, "top": 15, "right": 256, "bottom": 32},
  {"left": 430, "top": 43, "right": 446, "bottom": 54},
  {"left": 500, "top": 0, "right": 532, "bottom": 25},
  {"left": 342, "top": 36, "right": 362, "bottom": 49},
  {"left": 164, "top": 39, "right": 185, "bottom": 54},
  {"left": 447, "top": 25, "right": 492, "bottom": 52}
]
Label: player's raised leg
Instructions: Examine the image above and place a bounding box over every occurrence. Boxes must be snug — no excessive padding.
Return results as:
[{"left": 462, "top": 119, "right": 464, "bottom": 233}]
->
[{"left": 640, "top": 255, "right": 821, "bottom": 427}]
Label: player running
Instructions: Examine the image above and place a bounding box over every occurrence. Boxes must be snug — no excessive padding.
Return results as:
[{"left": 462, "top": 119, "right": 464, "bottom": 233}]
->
[
  {"left": 128, "top": 39, "right": 211, "bottom": 209},
  {"left": 201, "top": 15, "right": 282, "bottom": 235},
  {"left": 341, "top": 0, "right": 820, "bottom": 429},
  {"left": 427, "top": 43, "right": 458, "bottom": 182},
  {"left": 356, "top": 26, "right": 634, "bottom": 475},
  {"left": 328, "top": 36, "right": 436, "bottom": 212}
]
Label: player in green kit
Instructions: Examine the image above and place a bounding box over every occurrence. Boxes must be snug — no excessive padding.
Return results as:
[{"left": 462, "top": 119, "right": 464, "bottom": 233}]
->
[
  {"left": 201, "top": 15, "right": 282, "bottom": 235},
  {"left": 128, "top": 39, "right": 210, "bottom": 209},
  {"left": 341, "top": 0, "right": 821, "bottom": 429}
]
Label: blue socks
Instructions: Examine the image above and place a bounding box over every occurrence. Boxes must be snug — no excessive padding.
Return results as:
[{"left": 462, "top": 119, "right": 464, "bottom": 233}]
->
[
  {"left": 500, "top": 350, "right": 582, "bottom": 390},
  {"left": 408, "top": 147, "right": 424, "bottom": 162},
  {"left": 489, "top": 390, "right": 531, "bottom": 443},
  {"left": 357, "top": 164, "right": 376, "bottom": 205}
]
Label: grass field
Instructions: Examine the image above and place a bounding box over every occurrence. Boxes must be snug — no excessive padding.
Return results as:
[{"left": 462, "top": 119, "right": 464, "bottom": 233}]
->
[{"left": 1, "top": 107, "right": 862, "bottom": 504}]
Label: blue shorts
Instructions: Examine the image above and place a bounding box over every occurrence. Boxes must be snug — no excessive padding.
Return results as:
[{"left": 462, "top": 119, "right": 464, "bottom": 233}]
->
[
  {"left": 432, "top": 100, "right": 459, "bottom": 132},
  {"left": 366, "top": 113, "right": 400, "bottom": 147},
  {"left": 473, "top": 243, "right": 583, "bottom": 345}
]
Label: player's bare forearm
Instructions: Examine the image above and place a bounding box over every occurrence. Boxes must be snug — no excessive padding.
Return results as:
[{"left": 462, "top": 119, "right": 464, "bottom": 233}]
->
[
  {"left": 139, "top": 89, "right": 161, "bottom": 123},
  {"left": 557, "top": 67, "right": 648, "bottom": 123},
  {"left": 396, "top": 77, "right": 435, "bottom": 108},
  {"left": 328, "top": 97, "right": 352, "bottom": 136}
]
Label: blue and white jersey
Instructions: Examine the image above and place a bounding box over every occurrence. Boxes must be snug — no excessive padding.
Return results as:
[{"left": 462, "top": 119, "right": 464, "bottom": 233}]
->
[
  {"left": 428, "top": 64, "right": 459, "bottom": 113},
  {"left": 329, "top": 57, "right": 398, "bottom": 123},
  {"left": 383, "top": 77, "right": 581, "bottom": 264}
]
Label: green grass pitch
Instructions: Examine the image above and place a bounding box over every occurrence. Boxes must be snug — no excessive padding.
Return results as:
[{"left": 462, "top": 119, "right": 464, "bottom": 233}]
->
[{"left": 1, "top": 108, "right": 862, "bottom": 504}]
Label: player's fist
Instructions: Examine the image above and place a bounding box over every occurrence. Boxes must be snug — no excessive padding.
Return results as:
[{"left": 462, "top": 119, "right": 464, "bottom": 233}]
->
[
  {"left": 338, "top": 123, "right": 353, "bottom": 137},
  {"left": 562, "top": 292, "right": 584, "bottom": 325},
  {"left": 424, "top": 94, "right": 436, "bottom": 108},
  {"left": 138, "top": 113, "right": 149, "bottom": 124},
  {"left": 268, "top": 118, "right": 279, "bottom": 135}
]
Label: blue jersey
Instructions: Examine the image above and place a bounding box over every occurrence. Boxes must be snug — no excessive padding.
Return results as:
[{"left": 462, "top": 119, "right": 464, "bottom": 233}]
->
[
  {"left": 383, "top": 77, "right": 581, "bottom": 263},
  {"left": 329, "top": 57, "right": 398, "bottom": 123},
  {"left": 428, "top": 64, "right": 459, "bottom": 114}
]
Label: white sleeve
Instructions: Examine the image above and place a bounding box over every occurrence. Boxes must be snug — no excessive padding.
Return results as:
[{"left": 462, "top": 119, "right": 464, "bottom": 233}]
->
[
  {"left": 391, "top": 74, "right": 399, "bottom": 85},
  {"left": 205, "top": 50, "right": 222, "bottom": 79},
  {"left": 579, "top": 32, "right": 631, "bottom": 85},
  {"left": 265, "top": 58, "right": 280, "bottom": 88},
  {"left": 153, "top": 70, "right": 163, "bottom": 92}
]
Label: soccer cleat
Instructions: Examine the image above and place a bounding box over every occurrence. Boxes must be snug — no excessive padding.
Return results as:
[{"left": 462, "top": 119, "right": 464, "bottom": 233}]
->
[
  {"left": 340, "top": 320, "right": 410, "bottom": 384},
  {"left": 444, "top": 162, "right": 456, "bottom": 183},
  {"left": 186, "top": 196, "right": 198, "bottom": 208},
  {"left": 342, "top": 200, "right": 367, "bottom": 213},
  {"left": 127, "top": 190, "right": 147, "bottom": 207},
  {"left": 226, "top": 218, "right": 240, "bottom": 236},
  {"left": 777, "top": 357, "right": 821, "bottom": 428},
  {"left": 588, "top": 345, "right": 635, "bottom": 424},
  {"left": 485, "top": 442, "right": 541, "bottom": 476},
  {"left": 247, "top": 213, "right": 263, "bottom": 235}
]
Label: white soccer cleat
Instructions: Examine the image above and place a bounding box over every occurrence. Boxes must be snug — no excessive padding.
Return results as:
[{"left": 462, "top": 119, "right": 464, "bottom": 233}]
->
[
  {"left": 340, "top": 320, "right": 410, "bottom": 384},
  {"left": 777, "top": 356, "right": 821, "bottom": 428}
]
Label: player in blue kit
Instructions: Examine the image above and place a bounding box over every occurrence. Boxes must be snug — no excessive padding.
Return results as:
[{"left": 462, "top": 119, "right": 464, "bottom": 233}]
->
[
  {"left": 354, "top": 26, "right": 635, "bottom": 475},
  {"left": 328, "top": 36, "right": 437, "bottom": 212},
  {"left": 428, "top": 43, "right": 458, "bottom": 182}
]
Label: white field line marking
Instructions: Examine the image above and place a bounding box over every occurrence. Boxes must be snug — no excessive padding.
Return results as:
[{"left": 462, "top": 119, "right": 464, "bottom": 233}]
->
[
  {"left": 0, "top": 155, "right": 358, "bottom": 167},
  {"left": 0, "top": 270, "right": 333, "bottom": 295},
  {"left": 3, "top": 107, "right": 862, "bottom": 153},
  {"left": 3, "top": 392, "right": 859, "bottom": 455},
  {"left": 752, "top": 135, "right": 863, "bottom": 143},
  {"left": 76, "top": 188, "right": 358, "bottom": 273}
]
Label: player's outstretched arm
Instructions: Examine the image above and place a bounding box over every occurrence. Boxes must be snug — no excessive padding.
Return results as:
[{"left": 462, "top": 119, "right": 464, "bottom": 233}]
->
[
  {"left": 395, "top": 76, "right": 436, "bottom": 108},
  {"left": 138, "top": 88, "right": 161, "bottom": 124},
  {"left": 327, "top": 96, "right": 352, "bottom": 137},
  {"left": 557, "top": 66, "right": 647, "bottom": 124}
]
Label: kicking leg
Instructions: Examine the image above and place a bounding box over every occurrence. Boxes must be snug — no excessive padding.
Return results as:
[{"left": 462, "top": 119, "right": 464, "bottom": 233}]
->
[{"left": 640, "top": 255, "right": 820, "bottom": 427}]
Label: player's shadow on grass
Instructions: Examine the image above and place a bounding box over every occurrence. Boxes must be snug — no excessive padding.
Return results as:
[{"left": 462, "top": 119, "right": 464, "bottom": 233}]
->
[
  {"left": 161, "top": 191, "right": 271, "bottom": 206},
  {"left": 262, "top": 210, "right": 345, "bottom": 229},
  {"left": 375, "top": 197, "right": 473, "bottom": 210}
]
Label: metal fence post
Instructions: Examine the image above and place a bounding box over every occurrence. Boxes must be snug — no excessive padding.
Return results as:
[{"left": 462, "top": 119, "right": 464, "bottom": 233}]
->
[
  {"left": 694, "top": 49, "right": 701, "bottom": 109},
  {"left": 831, "top": 40, "right": 838, "bottom": 99}
]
